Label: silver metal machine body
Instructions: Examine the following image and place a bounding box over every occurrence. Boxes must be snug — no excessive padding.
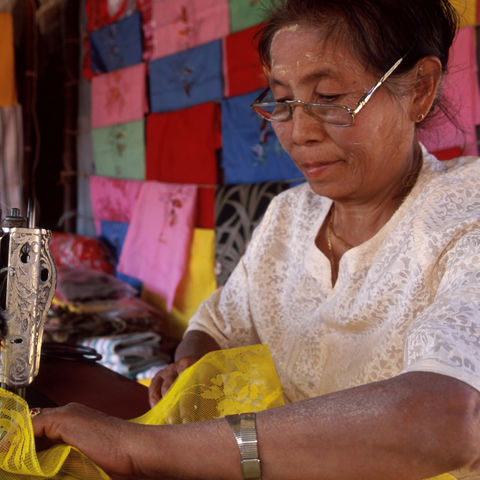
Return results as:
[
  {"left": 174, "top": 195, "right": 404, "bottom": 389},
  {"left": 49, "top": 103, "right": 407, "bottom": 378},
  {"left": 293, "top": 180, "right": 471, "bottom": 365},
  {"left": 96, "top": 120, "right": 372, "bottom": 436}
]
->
[{"left": 0, "top": 208, "right": 57, "bottom": 397}]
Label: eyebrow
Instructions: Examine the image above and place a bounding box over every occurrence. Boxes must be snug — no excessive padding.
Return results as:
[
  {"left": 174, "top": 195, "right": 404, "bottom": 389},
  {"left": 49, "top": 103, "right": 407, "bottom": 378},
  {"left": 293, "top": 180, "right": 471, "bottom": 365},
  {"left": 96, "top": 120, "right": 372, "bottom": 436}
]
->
[{"left": 269, "top": 69, "right": 339, "bottom": 88}]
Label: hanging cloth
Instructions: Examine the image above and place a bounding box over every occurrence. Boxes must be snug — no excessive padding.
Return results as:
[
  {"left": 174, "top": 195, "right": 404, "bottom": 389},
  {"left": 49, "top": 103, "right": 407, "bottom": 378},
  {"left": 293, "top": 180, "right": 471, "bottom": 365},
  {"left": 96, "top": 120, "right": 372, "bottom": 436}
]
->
[
  {"left": 89, "top": 175, "right": 143, "bottom": 234},
  {"left": 92, "top": 119, "right": 145, "bottom": 180},
  {"left": 418, "top": 26, "right": 480, "bottom": 155},
  {"left": 151, "top": 0, "right": 229, "bottom": 60},
  {"left": 227, "top": 0, "right": 270, "bottom": 33},
  {"left": 0, "top": 105, "right": 23, "bottom": 212},
  {"left": 223, "top": 23, "right": 267, "bottom": 97},
  {"left": 0, "top": 13, "right": 17, "bottom": 107},
  {"left": 141, "top": 227, "right": 217, "bottom": 338},
  {"left": 450, "top": 0, "right": 476, "bottom": 26},
  {"left": 100, "top": 220, "right": 143, "bottom": 290},
  {"left": 91, "top": 62, "right": 148, "bottom": 129},
  {"left": 117, "top": 182, "right": 197, "bottom": 311},
  {"left": 215, "top": 181, "right": 290, "bottom": 285},
  {"left": 221, "top": 89, "right": 303, "bottom": 184},
  {"left": 90, "top": 11, "right": 143, "bottom": 74},
  {"left": 145, "top": 102, "right": 220, "bottom": 184},
  {"left": 149, "top": 41, "right": 223, "bottom": 113}
]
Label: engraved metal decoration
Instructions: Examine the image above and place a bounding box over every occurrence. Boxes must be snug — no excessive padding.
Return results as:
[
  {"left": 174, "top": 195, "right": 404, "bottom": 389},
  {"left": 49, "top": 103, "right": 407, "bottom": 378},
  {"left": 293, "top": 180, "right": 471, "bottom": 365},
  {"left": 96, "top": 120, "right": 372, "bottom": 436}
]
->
[{"left": 0, "top": 208, "right": 57, "bottom": 396}]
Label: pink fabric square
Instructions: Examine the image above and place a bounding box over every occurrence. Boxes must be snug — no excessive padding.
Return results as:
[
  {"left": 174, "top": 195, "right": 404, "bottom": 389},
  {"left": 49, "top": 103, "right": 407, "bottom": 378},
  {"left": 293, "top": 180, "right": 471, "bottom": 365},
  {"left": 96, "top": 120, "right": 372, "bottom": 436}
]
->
[
  {"left": 90, "top": 175, "right": 143, "bottom": 234},
  {"left": 90, "top": 62, "right": 148, "bottom": 128},
  {"left": 419, "top": 26, "right": 480, "bottom": 155},
  {"left": 117, "top": 182, "right": 197, "bottom": 311},
  {"left": 151, "top": 0, "right": 229, "bottom": 60}
]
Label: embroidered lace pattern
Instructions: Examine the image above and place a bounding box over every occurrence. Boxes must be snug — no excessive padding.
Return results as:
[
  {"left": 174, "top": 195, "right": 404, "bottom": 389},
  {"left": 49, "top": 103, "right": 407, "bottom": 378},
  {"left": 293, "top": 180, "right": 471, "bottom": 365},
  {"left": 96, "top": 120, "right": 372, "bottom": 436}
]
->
[{"left": 188, "top": 148, "right": 480, "bottom": 412}]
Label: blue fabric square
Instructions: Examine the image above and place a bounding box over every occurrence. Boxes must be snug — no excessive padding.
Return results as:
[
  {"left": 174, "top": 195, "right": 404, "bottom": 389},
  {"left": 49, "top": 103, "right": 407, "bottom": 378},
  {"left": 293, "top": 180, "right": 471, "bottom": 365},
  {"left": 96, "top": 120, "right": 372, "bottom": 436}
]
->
[
  {"left": 90, "top": 11, "right": 143, "bottom": 74},
  {"left": 221, "top": 89, "right": 303, "bottom": 184},
  {"left": 100, "top": 220, "right": 142, "bottom": 292},
  {"left": 149, "top": 40, "right": 223, "bottom": 113}
]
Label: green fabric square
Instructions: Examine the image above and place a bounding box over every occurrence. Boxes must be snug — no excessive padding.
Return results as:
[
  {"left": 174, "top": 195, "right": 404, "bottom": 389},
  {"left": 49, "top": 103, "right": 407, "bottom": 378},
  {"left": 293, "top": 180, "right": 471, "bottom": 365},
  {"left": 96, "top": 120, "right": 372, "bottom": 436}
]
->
[
  {"left": 92, "top": 119, "right": 145, "bottom": 180},
  {"left": 228, "top": 0, "right": 270, "bottom": 33}
]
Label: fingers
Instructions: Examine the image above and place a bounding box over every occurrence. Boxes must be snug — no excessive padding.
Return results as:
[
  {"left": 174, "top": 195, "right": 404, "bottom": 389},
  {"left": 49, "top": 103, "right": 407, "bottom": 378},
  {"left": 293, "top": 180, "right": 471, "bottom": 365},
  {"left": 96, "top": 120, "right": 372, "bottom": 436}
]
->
[
  {"left": 148, "top": 358, "right": 197, "bottom": 408},
  {"left": 31, "top": 403, "right": 84, "bottom": 442},
  {"left": 148, "top": 364, "right": 178, "bottom": 408},
  {"left": 31, "top": 403, "right": 138, "bottom": 477}
]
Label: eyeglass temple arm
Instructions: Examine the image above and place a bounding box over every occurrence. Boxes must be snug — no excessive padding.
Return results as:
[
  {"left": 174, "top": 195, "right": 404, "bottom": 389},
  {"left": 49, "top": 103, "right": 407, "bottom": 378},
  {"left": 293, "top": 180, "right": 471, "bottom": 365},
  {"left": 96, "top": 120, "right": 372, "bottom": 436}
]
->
[{"left": 353, "top": 57, "right": 404, "bottom": 114}]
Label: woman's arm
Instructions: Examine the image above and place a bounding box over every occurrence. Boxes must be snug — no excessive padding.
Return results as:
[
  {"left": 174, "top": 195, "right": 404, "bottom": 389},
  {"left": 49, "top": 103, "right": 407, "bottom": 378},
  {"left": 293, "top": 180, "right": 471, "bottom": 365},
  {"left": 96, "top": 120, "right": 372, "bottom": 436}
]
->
[{"left": 34, "top": 371, "right": 480, "bottom": 480}]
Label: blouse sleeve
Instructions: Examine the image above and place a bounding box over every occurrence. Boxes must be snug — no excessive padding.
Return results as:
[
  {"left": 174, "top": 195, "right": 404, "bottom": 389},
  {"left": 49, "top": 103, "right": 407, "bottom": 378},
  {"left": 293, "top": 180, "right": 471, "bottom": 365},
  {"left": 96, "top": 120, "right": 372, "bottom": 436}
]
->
[{"left": 403, "top": 226, "right": 480, "bottom": 391}]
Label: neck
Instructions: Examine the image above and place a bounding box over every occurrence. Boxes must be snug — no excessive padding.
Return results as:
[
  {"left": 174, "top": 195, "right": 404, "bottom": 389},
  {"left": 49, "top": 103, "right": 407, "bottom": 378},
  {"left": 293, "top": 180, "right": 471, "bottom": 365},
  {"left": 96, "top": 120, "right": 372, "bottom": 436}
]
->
[{"left": 331, "top": 145, "right": 423, "bottom": 247}]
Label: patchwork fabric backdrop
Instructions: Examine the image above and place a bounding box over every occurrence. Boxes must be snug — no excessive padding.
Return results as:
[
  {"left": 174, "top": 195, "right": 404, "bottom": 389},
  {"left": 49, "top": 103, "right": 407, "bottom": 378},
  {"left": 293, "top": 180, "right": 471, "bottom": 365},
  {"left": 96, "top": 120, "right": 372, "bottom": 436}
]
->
[{"left": 82, "top": 0, "right": 480, "bottom": 336}]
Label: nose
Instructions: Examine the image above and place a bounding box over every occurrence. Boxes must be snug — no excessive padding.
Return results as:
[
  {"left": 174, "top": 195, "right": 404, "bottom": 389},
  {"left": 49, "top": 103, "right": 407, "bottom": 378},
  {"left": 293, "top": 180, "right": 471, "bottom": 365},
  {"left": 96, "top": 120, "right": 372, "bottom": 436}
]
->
[{"left": 290, "top": 103, "right": 328, "bottom": 145}]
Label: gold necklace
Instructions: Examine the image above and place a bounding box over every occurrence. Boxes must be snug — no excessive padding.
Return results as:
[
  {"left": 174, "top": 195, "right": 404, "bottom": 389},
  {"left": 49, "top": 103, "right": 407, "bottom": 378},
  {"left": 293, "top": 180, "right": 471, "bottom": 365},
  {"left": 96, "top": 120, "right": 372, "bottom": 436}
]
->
[
  {"left": 326, "top": 213, "right": 336, "bottom": 271},
  {"left": 326, "top": 205, "right": 351, "bottom": 277},
  {"left": 328, "top": 205, "right": 353, "bottom": 249}
]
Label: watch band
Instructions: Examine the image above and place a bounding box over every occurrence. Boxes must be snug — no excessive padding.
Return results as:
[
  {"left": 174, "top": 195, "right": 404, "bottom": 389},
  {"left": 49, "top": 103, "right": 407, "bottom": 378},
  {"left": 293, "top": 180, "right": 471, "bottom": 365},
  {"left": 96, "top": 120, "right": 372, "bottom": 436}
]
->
[{"left": 226, "top": 413, "right": 262, "bottom": 480}]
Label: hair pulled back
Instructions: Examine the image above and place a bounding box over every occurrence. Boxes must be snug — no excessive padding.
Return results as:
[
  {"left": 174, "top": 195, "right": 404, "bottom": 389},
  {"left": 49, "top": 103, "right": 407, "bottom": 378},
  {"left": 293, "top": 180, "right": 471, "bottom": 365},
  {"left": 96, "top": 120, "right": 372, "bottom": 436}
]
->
[{"left": 258, "top": 0, "right": 459, "bottom": 77}]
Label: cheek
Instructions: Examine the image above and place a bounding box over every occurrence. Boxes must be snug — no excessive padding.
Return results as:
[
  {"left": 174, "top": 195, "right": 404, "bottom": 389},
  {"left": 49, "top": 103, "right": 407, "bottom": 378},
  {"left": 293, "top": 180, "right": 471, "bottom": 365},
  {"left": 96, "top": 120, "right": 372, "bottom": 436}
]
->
[{"left": 272, "top": 123, "right": 291, "bottom": 150}]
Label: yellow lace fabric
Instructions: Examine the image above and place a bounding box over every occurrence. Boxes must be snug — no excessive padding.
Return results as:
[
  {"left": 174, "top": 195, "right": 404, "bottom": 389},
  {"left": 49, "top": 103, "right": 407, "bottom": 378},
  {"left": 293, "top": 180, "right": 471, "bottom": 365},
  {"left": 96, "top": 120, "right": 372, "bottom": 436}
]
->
[{"left": 0, "top": 345, "right": 457, "bottom": 479}]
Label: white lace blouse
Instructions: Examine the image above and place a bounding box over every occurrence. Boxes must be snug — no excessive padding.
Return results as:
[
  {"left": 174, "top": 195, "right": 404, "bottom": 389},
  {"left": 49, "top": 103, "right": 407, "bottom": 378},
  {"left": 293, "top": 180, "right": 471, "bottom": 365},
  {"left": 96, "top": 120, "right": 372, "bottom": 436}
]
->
[{"left": 187, "top": 147, "right": 480, "bottom": 406}]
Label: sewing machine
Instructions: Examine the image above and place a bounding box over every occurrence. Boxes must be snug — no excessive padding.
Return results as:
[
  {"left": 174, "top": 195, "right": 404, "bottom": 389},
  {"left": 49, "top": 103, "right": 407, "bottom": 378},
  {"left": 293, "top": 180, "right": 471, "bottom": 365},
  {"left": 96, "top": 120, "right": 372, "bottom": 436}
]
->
[{"left": 0, "top": 206, "right": 57, "bottom": 398}]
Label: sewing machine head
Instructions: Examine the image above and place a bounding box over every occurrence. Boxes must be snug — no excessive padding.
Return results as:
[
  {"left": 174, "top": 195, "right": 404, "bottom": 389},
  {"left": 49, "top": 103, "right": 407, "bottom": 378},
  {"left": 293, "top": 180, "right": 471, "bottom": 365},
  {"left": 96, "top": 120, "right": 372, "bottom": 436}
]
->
[{"left": 0, "top": 207, "right": 57, "bottom": 397}]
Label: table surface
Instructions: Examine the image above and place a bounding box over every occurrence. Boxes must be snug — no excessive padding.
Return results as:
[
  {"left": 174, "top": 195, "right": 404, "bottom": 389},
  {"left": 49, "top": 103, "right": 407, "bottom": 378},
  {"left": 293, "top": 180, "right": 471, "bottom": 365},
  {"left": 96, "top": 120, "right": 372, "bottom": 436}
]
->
[{"left": 27, "top": 355, "right": 152, "bottom": 419}]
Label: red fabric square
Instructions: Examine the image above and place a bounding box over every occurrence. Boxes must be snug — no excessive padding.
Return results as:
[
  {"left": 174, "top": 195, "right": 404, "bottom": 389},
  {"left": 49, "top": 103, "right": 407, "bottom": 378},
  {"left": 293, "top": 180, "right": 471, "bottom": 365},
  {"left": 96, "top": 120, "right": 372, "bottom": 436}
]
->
[
  {"left": 223, "top": 23, "right": 268, "bottom": 98},
  {"left": 196, "top": 187, "right": 215, "bottom": 229},
  {"left": 146, "top": 103, "right": 219, "bottom": 228},
  {"left": 145, "top": 102, "right": 221, "bottom": 185}
]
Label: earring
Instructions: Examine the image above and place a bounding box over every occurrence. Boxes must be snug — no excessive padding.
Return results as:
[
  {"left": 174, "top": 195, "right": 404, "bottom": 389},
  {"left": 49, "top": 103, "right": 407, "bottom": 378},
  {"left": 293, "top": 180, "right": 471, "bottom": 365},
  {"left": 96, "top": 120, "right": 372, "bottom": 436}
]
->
[{"left": 416, "top": 113, "right": 425, "bottom": 123}]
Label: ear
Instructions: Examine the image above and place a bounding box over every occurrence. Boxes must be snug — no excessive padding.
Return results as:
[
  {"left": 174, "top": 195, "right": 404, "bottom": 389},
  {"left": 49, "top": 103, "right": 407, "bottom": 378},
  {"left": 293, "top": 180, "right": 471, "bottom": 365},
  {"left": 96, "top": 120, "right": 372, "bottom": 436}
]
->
[{"left": 408, "top": 56, "right": 442, "bottom": 123}]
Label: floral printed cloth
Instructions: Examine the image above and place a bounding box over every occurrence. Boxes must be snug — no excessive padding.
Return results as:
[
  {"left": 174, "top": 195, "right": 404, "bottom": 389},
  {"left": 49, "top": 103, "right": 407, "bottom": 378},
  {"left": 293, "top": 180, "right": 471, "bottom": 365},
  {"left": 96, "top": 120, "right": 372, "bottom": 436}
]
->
[
  {"left": 91, "top": 62, "right": 148, "bottom": 128},
  {"left": 150, "top": 0, "right": 229, "bottom": 60},
  {"left": 149, "top": 40, "right": 223, "bottom": 113},
  {"left": 221, "top": 89, "right": 302, "bottom": 184},
  {"left": 89, "top": 175, "right": 143, "bottom": 234},
  {"left": 90, "top": 11, "right": 143, "bottom": 74},
  {"left": 49, "top": 232, "right": 116, "bottom": 275},
  {"left": 118, "top": 182, "right": 197, "bottom": 310},
  {"left": 92, "top": 119, "right": 145, "bottom": 180}
]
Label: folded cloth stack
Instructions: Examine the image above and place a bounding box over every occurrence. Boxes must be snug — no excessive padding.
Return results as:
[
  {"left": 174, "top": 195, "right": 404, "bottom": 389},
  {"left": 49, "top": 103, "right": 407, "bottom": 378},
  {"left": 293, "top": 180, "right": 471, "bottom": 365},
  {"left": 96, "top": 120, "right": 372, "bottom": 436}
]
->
[{"left": 80, "top": 331, "right": 170, "bottom": 378}]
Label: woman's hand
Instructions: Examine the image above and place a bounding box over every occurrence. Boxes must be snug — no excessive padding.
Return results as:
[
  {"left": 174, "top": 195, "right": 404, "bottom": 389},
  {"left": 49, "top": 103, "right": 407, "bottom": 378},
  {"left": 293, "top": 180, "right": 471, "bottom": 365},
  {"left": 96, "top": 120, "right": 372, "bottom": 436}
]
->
[
  {"left": 32, "top": 403, "right": 140, "bottom": 477},
  {"left": 149, "top": 330, "right": 221, "bottom": 408},
  {"left": 148, "top": 357, "right": 196, "bottom": 407}
]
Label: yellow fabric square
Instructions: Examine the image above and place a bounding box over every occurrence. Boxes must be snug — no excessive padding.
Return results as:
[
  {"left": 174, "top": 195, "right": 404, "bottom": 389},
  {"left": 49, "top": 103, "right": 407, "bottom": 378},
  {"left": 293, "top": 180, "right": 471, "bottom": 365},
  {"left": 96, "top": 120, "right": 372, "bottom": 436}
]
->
[
  {"left": 142, "top": 228, "right": 217, "bottom": 339},
  {"left": 0, "top": 13, "right": 17, "bottom": 107},
  {"left": 450, "top": 0, "right": 476, "bottom": 26}
]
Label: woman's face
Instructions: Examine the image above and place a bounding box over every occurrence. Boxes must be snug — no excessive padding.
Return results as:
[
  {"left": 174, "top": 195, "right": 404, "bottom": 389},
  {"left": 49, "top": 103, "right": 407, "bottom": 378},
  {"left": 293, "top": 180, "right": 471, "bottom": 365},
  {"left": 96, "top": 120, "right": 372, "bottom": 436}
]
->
[{"left": 269, "top": 24, "right": 417, "bottom": 203}]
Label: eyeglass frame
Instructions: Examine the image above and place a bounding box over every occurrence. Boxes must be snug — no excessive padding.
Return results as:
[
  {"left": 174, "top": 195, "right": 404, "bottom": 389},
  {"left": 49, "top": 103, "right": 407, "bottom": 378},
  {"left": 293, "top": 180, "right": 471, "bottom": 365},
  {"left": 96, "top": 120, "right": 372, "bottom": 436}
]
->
[{"left": 250, "top": 56, "right": 405, "bottom": 127}]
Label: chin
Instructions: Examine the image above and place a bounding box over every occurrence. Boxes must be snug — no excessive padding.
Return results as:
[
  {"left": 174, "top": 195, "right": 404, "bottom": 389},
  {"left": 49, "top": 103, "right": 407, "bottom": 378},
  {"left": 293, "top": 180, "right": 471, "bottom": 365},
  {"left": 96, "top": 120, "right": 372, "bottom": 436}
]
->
[{"left": 305, "top": 178, "right": 352, "bottom": 201}]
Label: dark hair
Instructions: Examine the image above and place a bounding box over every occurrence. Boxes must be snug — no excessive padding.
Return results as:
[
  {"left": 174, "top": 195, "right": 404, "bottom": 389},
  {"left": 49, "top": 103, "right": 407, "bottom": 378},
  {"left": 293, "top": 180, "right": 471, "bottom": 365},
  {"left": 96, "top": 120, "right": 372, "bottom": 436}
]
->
[{"left": 258, "top": 0, "right": 459, "bottom": 77}]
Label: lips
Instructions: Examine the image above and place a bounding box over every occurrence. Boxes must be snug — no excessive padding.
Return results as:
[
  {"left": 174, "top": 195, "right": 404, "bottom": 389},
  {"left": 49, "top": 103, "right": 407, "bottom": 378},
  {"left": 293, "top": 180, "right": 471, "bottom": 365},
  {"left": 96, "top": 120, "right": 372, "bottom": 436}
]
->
[{"left": 300, "top": 160, "right": 339, "bottom": 177}]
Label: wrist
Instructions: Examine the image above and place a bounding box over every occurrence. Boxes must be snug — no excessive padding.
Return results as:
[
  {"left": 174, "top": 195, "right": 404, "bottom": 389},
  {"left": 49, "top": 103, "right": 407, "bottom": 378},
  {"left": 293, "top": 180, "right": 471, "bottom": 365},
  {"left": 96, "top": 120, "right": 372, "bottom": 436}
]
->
[{"left": 226, "top": 413, "right": 262, "bottom": 480}]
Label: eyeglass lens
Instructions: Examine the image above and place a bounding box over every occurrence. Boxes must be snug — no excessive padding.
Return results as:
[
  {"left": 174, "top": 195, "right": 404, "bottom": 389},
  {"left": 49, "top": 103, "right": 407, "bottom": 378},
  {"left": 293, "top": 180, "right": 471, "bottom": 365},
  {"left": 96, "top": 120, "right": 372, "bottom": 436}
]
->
[{"left": 253, "top": 102, "right": 353, "bottom": 126}]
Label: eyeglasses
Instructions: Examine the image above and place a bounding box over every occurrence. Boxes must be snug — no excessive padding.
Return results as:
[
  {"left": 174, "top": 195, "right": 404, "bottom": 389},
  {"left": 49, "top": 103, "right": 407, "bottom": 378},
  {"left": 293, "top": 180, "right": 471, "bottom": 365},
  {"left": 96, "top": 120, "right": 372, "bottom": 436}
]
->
[{"left": 250, "top": 56, "right": 404, "bottom": 127}]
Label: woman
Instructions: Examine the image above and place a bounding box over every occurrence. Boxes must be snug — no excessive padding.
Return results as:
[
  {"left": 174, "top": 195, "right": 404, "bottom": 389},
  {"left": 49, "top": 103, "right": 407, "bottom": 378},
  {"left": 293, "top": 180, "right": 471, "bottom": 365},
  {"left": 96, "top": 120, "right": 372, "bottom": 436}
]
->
[{"left": 34, "top": 0, "right": 480, "bottom": 478}]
